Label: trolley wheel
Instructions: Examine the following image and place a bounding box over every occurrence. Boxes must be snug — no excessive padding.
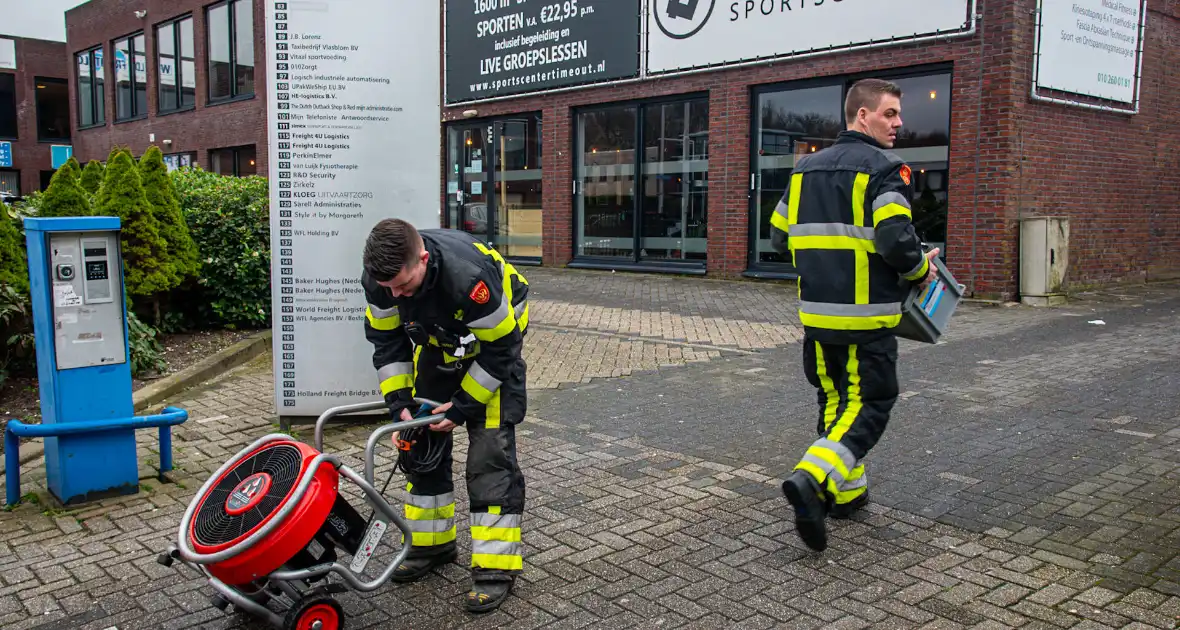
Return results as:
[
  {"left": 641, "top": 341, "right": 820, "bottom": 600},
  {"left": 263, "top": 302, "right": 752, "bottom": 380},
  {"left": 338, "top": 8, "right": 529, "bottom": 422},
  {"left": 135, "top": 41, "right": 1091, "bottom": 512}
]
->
[{"left": 283, "top": 595, "right": 345, "bottom": 630}]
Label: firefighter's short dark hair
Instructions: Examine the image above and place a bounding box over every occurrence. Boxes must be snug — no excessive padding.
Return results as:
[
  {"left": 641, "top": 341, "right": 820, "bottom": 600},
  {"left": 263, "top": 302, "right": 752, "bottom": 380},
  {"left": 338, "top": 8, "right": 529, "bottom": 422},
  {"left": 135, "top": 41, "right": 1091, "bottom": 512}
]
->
[
  {"left": 363, "top": 218, "right": 422, "bottom": 282},
  {"left": 845, "top": 78, "right": 903, "bottom": 122}
]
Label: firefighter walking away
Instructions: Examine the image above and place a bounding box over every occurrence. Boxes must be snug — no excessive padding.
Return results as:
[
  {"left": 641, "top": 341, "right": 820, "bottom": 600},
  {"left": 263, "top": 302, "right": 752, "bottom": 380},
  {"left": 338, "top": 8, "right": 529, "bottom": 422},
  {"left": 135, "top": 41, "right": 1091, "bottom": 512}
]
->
[
  {"left": 361, "top": 218, "right": 530, "bottom": 612},
  {"left": 770, "top": 78, "right": 938, "bottom": 551}
]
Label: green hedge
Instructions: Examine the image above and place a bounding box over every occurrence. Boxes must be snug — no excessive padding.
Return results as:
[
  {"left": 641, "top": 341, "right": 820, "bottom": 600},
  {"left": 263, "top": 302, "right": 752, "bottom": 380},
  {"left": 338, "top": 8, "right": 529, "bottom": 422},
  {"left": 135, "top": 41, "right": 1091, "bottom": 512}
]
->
[
  {"left": 172, "top": 167, "right": 271, "bottom": 329},
  {"left": 1, "top": 153, "right": 273, "bottom": 383}
]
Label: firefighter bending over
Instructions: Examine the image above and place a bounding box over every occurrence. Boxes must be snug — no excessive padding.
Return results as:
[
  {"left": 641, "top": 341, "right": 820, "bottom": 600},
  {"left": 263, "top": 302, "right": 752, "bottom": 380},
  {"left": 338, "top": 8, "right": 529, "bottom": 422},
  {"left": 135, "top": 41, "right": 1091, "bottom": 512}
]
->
[
  {"left": 361, "top": 218, "right": 529, "bottom": 613},
  {"left": 771, "top": 78, "right": 938, "bottom": 551}
]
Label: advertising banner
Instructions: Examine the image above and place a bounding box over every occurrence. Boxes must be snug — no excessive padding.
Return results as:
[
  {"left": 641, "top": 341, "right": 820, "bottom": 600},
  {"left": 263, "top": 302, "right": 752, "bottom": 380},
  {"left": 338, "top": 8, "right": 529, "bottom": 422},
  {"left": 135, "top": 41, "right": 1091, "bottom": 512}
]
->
[
  {"left": 645, "top": 0, "right": 972, "bottom": 74},
  {"left": 265, "top": 0, "right": 442, "bottom": 419},
  {"left": 444, "top": 0, "right": 641, "bottom": 103},
  {"left": 1034, "top": 0, "right": 1143, "bottom": 104}
]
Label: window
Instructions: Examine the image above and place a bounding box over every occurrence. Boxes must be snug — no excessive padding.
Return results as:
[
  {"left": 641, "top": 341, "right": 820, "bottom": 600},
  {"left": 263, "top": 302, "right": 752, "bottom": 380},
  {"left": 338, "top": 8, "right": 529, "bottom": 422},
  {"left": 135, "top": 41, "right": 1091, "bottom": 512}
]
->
[
  {"left": 210, "top": 145, "right": 256, "bottom": 176},
  {"left": 207, "top": 0, "right": 255, "bottom": 102},
  {"left": 35, "top": 78, "right": 71, "bottom": 142},
  {"left": 751, "top": 84, "right": 844, "bottom": 265},
  {"left": 0, "top": 170, "right": 18, "bottom": 197},
  {"left": 41, "top": 170, "right": 55, "bottom": 191},
  {"left": 575, "top": 97, "right": 709, "bottom": 264},
  {"left": 748, "top": 70, "right": 953, "bottom": 271},
  {"left": 576, "top": 105, "right": 637, "bottom": 258},
  {"left": 163, "top": 151, "right": 197, "bottom": 171},
  {"left": 114, "top": 33, "right": 148, "bottom": 120},
  {"left": 76, "top": 46, "right": 105, "bottom": 127},
  {"left": 886, "top": 73, "right": 952, "bottom": 251},
  {"left": 493, "top": 116, "right": 543, "bottom": 259},
  {"left": 157, "top": 16, "right": 196, "bottom": 112},
  {"left": 445, "top": 116, "right": 545, "bottom": 260},
  {"left": 0, "top": 73, "right": 16, "bottom": 138}
]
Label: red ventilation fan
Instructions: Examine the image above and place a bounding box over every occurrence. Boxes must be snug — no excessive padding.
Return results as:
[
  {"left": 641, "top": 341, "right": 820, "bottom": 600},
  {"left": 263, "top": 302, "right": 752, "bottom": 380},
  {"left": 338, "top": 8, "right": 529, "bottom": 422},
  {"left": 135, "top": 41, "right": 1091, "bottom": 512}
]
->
[{"left": 159, "top": 400, "right": 447, "bottom": 629}]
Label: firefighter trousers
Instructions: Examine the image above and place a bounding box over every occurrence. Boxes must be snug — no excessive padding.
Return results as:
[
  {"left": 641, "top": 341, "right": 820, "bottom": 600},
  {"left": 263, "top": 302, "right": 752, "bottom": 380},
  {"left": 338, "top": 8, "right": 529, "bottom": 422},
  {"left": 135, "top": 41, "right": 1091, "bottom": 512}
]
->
[
  {"left": 401, "top": 345, "right": 527, "bottom": 582},
  {"left": 794, "top": 334, "right": 899, "bottom": 508}
]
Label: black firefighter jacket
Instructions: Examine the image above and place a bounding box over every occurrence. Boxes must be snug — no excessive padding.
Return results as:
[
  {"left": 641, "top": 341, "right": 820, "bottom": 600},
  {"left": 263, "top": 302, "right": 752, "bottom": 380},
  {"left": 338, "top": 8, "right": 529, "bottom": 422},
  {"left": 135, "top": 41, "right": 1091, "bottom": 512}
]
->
[
  {"left": 770, "top": 130, "right": 930, "bottom": 345},
  {"left": 361, "top": 228, "right": 529, "bottom": 426}
]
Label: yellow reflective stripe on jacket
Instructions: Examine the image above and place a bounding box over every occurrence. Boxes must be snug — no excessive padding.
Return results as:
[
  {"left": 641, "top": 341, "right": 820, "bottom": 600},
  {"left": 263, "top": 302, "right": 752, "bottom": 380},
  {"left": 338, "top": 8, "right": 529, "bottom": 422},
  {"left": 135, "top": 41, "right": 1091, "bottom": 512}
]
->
[
  {"left": 799, "top": 301, "right": 903, "bottom": 331},
  {"left": 851, "top": 172, "right": 869, "bottom": 227},
  {"left": 790, "top": 235, "right": 876, "bottom": 253},
  {"left": 468, "top": 297, "right": 516, "bottom": 343},
  {"left": 903, "top": 255, "right": 930, "bottom": 282},
  {"left": 770, "top": 199, "right": 790, "bottom": 232},
  {"left": 800, "top": 312, "right": 903, "bottom": 330},
  {"left": 377, "top": 361, "right": 413, "bottom": 395},
  {"left": 470, "top": 242, "right": 523, "bottom": 342},
  {"left": 872, "top": 191, "right": 913, "bottom": 226},
  {"left": 366, "top": 304, "right": 400, "bottom": 331},
  {"left": 787, "top": 172, "right": 803, "bottom": 225},
  {"left": 460, "top": 362, "right": 501, "bottom": 404}
]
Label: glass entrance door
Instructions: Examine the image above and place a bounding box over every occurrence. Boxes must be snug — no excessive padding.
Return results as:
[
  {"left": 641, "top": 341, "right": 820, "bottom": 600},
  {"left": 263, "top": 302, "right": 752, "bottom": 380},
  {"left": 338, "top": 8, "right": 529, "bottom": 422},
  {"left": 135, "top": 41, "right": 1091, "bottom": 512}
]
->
[
  {"left": 446, "top": 117, "right": 544, "bottom": 262},
  {"left": 493, "top": 116, "right": 542, "bottom": 258},
  {"left": 446, "top": 123, "right": 491, "bottom": 239}
]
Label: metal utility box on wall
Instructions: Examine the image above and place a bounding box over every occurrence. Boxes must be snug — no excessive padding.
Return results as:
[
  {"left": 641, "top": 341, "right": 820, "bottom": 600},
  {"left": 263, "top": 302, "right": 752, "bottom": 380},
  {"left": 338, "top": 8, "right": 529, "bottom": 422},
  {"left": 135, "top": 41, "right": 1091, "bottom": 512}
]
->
[{"left": 1020, "top": 217, "right": 1070, "bottom": 306}]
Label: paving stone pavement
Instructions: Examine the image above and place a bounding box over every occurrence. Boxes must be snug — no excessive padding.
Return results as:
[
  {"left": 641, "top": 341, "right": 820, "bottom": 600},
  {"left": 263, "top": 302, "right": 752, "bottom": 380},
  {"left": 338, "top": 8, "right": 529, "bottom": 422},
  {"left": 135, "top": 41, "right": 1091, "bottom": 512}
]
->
[{"left": 1, "top": 269, "right": 1179, "bottom": 629}]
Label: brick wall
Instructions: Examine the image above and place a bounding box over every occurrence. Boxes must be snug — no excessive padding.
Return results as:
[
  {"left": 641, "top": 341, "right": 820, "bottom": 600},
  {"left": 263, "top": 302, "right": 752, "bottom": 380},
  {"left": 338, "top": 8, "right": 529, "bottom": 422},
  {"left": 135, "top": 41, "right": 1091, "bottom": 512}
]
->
[
  {"left": 439, "top": 0, "right": 1020, "bottom": 296},
  {"left": 438, "top": 0, "right": 1178, "bottom": 299},
  {"left": 0, "top": 36, "right": 69, "bottom": 196},
  {"left": 1010, "top": 0, "right": 1180, "bottom": 289},
  {"left": 64, "top": 0, "right": 268, "bottom": 173}
]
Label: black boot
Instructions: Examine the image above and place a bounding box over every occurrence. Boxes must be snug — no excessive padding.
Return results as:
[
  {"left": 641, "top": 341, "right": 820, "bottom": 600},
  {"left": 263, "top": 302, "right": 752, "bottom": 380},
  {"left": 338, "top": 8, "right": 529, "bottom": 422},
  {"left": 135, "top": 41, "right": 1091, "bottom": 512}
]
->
[
  {"left": 782, "top": 470, "right": 828, "bottom": 552},
  {"left": 466, "top": 576, "right": 514, "bottom": 613},
  {"left": 391, "top": 548, "right": 457, "bottom": 583},
  {"left": 829, "top": 490, "right": 869, "bottom": 520}
]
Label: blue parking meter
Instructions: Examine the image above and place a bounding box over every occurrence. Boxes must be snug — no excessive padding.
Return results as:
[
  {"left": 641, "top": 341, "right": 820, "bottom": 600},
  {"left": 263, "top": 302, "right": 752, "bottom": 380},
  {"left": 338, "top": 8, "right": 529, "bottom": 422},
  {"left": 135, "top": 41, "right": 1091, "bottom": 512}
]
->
[{"left": 23, "top": 216, "right": 138, "bottom": 505}]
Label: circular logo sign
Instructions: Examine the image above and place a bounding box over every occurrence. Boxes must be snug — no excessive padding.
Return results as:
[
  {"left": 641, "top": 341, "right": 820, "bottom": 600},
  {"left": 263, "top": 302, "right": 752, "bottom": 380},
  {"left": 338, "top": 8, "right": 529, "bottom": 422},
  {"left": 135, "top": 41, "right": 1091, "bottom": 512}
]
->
[
  {"left": 654, "top": 0, "right": 717, "bottom": 40},
  {"left": 225, "top": 472, "right": 273, "bottom": 515}
]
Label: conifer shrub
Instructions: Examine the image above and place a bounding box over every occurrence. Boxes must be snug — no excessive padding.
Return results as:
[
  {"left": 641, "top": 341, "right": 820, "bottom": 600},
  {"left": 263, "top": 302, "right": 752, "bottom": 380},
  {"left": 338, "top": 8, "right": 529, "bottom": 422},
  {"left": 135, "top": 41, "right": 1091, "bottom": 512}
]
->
[
  {"left": 80, "top": 160, "right": 104, "bottom": 195},
  {"left": 94, "top": 151, "right": 174, "bottom": 301},
  {"left": 36, "top": 162, "right": 92, "bottom": 218},
  {"left": 140, "top": 146, "right": 200, "bottom": 283},
  {"left": 0, "top": 202, "right": 27, "bottom": 295}
]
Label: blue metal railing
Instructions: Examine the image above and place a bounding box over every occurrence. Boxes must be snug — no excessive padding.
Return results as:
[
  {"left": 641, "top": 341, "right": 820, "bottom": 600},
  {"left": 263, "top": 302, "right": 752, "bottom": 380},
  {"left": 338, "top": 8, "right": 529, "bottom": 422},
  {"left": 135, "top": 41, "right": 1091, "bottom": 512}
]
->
[{"left": 5, "top": 406, "right": 189, "bottom": 507}]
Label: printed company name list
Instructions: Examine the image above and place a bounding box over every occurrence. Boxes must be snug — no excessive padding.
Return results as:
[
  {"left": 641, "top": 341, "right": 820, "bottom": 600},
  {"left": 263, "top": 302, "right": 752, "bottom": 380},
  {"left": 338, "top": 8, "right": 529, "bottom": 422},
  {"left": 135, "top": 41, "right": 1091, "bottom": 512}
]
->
[
  {"left": 271, "top": 2, "right": 383, "bottom": 405},
  {"left": 274, "top": 5, "right": 390, "bottom": 229}
]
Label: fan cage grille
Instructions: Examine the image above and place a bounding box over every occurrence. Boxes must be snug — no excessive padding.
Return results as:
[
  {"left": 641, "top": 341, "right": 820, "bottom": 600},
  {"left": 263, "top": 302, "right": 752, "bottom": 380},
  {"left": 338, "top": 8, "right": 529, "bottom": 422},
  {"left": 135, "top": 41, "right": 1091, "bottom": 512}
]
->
[{"left": 192, "top": 443, "right": 305, "bottom": 547}]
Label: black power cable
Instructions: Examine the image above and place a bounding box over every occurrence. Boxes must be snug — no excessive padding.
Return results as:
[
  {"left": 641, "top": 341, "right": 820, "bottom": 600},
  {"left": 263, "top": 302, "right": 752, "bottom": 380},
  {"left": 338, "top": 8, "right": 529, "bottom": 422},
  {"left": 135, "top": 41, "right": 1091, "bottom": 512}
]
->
[{"left": 359, "top": 405, "right": 450, "bottom": 554}]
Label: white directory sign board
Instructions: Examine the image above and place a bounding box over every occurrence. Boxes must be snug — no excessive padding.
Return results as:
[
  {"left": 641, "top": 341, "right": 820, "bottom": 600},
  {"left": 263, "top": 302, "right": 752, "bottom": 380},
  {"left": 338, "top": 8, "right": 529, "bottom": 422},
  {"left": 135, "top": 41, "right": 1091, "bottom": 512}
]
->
[
  {"left": 0, "top": 38, "right": 16, "bottom": 70},
  {"left": 645, "top": 0, "right": 971, "bottom": 74},
  {"left": 265, "top": 0, "right": 441, "bottom": 417},
  {"left": 1034, "top": 0, "right": 1143, "bottom": 104}
]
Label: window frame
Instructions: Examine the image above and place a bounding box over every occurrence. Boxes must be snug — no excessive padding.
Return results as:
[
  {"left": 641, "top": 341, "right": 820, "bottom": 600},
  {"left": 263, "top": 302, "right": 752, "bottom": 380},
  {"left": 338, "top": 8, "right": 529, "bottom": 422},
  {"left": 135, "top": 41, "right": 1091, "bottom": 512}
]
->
[
  {"left": 209, "top": 144, "right": 256, "bottom": 176},
  {"left": 155, "top": 14, "right": 197, "bottom": 115},
  {"left": 205, "top": 0, "right": 255, "bottom": 104},
  {"left": 569, "top": 92, "right": 711, "bottom": 274},
  {"left": 0, "top": 169, "right": 20, "bottom": 198},
  {"left": 112, "top": 31, "right": 148, "bottom": 122},
  {"left": 75, "top": 44, "right": 106, "bottom": 129},
  {"left": 33, "top": 76, "right": 71, "bottom": 143},
  {"left": 0, "top": 72, "right": 17, "bottom": 140},
  {"left": 744, "top": 63, "right": 955, "bottom": 278}
]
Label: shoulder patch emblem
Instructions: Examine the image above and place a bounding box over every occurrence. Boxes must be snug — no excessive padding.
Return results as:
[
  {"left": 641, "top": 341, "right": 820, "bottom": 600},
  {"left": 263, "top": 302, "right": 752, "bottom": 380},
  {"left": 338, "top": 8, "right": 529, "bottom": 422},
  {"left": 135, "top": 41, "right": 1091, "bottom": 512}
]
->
[
  {"left": 469, "top": 281, "right": 490, "bottom": 305},
  {"left": 899, "top": 164, "right": 912, "bottom": 186}
]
